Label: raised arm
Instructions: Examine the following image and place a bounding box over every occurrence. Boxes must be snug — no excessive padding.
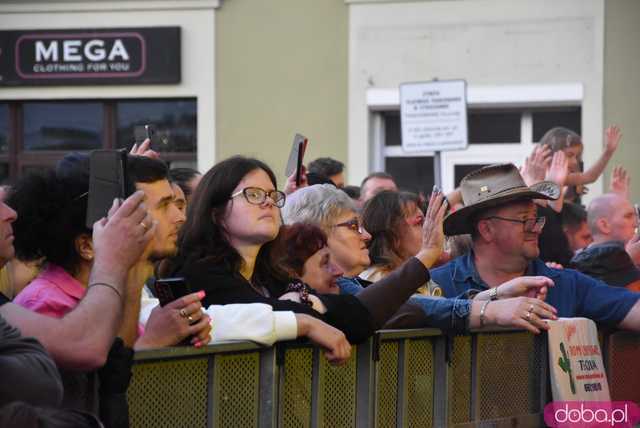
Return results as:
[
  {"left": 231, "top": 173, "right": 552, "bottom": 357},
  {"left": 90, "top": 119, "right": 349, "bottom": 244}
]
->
[
  {"left": 0, "top": 192, "right": 153, "bottom": 370},
  {"left": 566, "top": 125, "right": 621, "bottom": 186}
]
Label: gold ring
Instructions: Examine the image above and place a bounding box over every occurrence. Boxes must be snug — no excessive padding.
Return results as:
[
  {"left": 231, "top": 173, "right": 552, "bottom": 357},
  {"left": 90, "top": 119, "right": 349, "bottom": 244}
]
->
[
  {"left": 188, "top": 315, "right": 194, "bottom": 324},
  {"left": 526, "top": 311, "right": 532, "bottom": 321},
  {"left": 179, "top": 309, "right": 188, "bottom": 318},
  {"left": 140, "top": 221, "right": 149, "bottom": 231}
]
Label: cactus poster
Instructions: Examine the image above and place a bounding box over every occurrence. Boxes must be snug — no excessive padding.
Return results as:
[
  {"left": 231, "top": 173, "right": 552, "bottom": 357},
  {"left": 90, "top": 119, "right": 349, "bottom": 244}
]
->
[{"left": 547, "top": 318, "right": 610, "bottom": 402}]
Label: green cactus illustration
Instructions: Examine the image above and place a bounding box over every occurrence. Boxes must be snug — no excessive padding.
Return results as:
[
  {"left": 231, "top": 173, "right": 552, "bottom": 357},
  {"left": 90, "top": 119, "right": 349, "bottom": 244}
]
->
[{"left": 558, "top": 342, "right": 576, "bottom": 394}]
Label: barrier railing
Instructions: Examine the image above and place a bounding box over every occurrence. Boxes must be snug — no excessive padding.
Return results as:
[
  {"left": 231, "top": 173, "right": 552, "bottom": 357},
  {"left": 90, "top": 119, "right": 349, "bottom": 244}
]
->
[{"left": 127, "top": 328, "right": 640, "bottom": 428}]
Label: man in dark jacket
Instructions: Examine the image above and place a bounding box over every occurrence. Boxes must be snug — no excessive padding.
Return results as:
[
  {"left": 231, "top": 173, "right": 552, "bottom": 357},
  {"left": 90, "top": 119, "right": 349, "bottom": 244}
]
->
[{"left": 570, "top": 193, "right": 640, "bottom": 290}]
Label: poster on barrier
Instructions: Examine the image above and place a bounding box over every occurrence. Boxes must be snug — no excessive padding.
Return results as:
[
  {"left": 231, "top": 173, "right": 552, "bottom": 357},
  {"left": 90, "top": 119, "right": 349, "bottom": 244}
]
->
[{"left": 547, "top": 318, "right": 610, "bottom": 402}]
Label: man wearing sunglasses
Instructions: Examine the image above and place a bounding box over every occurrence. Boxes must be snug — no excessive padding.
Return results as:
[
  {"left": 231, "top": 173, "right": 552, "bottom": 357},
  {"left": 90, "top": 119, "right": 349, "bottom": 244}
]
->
[{"left": 430, "top": 164, "right": 640, "bottom": 331}]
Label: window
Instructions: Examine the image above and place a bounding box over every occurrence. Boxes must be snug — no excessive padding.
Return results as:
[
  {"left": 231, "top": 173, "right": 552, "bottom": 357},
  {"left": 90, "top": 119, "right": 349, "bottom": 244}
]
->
[
  {"left": 386, "top": 157, "right": 435, "bottom": 196},
  {"left": 468, "top": 110, "right": 521, "bottom": 144},
  {"left": 116, "top": 100, "right": 197, "bottom": 153},
  {"left": 532, "top": 108, "right": 581, "bottom": 142},
  {"left": 0, "top": 98, "right": 197, "bottom": 184},
  {"left": 23, "top": 102, "right": 103, "bottom": 151},
  {"left": 376, "top": 106, "right": 581, "bottom": 193}
]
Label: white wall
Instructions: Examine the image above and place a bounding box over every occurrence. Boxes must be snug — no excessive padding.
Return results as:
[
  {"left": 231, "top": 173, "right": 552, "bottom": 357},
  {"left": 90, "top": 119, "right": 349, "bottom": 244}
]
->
[
  {"left": 0, "top": 0, "right": 218, "bottom": 172},
  {"left": 348, "top": 0, "right": 605, "bottom": 200}
]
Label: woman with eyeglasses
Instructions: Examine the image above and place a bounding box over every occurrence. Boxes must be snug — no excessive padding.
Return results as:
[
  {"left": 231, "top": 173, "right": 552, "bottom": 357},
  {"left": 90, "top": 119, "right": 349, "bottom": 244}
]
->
[{"left": 167, "top": 156, "right": 448, "bottom": 345}]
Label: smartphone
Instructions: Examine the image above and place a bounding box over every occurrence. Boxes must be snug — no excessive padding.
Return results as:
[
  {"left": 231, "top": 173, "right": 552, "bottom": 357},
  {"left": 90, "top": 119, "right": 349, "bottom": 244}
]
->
[
  {"left": 134, "top": 124, "right": 156, "bottom": 144},
  {"left": 154, "top": 277, "right": 192, "bottom": 307},
  {"left": 153, "top": 277, "right": 195, "bottom": 346},
  {"left": 285, "top": 133, "right": 308, "bottom": 186},
  {"left": 86, "top": 149, "right": 130, "bottom": 228}
]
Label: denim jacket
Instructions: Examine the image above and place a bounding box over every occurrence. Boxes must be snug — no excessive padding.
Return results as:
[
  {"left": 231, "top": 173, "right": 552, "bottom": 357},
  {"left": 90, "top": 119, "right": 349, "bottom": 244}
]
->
[{"left": 337, "top": 276, "right": 472, "bottom": 333}]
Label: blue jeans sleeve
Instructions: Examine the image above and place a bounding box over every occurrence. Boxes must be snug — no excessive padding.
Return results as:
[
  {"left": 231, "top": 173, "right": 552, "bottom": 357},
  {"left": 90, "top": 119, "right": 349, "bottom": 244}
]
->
[
  {"left": 409, "top": 295, "right": 471, "bottom": 333},
  {"left": 337, "top": 277, "right": 364, "bottom": 296}
]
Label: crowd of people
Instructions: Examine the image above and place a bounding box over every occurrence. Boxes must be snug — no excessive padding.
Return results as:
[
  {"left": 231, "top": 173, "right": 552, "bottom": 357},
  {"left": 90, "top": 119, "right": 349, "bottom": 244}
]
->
[{"left": 0, "top": 125, "right": 639, "bottom": 426}]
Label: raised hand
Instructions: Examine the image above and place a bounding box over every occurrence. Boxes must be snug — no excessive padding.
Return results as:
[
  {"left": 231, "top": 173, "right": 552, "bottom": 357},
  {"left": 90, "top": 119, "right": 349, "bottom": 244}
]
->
[
  {"left": 545, "top": 150, "right": 569, "bottom": 187},
  {"left": 92, "top": 191, "right": 155, "bottom": 277},
  {"left": 521, "top": 145, "right": 552, "bottom": 186},
  {"left": 610, "top": 166, "right": 630, "bottom": 199},
  {"left": 416, "top": 189, "right": 448, "bottom": 268},
  {"left": 604, "top": 125, "right": 622, "bottom": 155},
  {"left": 130, "top": 138, "right": 160, "bottom": 160},
  {"left": 283, "top": 165, "right": 308, "bottom": 195}
]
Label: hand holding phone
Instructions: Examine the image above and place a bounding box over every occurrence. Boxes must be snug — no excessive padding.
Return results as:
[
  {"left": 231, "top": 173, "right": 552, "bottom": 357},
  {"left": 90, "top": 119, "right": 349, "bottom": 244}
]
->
[
  {"left": 86, "top": 149, "right": 130, "bottom": 228},
  {"left": 153, "top": 277, "right": 192, "bottom": 307},
  {"left": 285, "top": 133, "right": 309, "bottom": 186}
]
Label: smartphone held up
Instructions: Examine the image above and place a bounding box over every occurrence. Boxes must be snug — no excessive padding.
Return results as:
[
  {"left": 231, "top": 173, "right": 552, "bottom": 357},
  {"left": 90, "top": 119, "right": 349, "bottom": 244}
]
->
[{"left": 285, "top": 133, "right": 309, "bottom": 187}]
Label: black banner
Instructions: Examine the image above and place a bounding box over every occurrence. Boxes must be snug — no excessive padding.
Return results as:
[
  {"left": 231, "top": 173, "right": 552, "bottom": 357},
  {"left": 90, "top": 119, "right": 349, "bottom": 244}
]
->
[{"left": 0, "top": 27, "right": 181, "bottom": 86}]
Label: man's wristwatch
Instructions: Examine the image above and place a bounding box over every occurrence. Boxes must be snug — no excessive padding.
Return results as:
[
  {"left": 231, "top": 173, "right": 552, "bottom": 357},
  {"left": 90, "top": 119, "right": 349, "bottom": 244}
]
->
[{"left": 489, "top": 286, "right": 499, "bottom": 301}]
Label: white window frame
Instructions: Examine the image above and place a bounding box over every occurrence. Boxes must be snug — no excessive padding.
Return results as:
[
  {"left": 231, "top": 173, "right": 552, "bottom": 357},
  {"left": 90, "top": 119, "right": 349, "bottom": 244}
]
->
[{"left": 367, "top": 83, "right": 583, "bottom": 193}]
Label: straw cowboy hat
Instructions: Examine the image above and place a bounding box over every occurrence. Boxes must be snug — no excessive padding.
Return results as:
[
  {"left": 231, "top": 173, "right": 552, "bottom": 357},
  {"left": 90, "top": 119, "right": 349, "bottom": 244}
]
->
[{"left": 443, "top": 163, "right": 560, "bottom": 236}]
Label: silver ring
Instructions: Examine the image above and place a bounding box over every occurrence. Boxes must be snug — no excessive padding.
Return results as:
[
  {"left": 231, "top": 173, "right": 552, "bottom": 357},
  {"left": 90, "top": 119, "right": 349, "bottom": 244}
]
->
[
  {"left": 140, "top": 221, "right": 150, "bottom": 231},
  {"left": 528, "top": 304, "right": 534, "bottom": 313},
  {"left": 188, "top": 315, "right": 194, "bottom": 324},
  {"left": 179, "top": 309, "right": 188, "bottom": 318},
  {"left": 526, "top": 311, "right": 532, "bottom": 321}
]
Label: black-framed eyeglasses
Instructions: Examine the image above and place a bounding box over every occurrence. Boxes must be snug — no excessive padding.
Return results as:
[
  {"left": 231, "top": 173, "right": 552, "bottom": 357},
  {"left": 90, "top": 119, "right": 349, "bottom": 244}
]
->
[
  {"left": 230, "top": 187, "right": 286, "bottom": 208},
  {"left": 482, "top": 216, "right": 546, "bottom": 233},
  {"left": 332, "top": 217, "right": 365, "bottom": 234}
]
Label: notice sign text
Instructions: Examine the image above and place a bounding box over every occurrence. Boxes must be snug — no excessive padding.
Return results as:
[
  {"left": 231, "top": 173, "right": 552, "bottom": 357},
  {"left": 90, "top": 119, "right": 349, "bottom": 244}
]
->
[{"left": 400, "top": 80, "right": 468, "bottom": 152}]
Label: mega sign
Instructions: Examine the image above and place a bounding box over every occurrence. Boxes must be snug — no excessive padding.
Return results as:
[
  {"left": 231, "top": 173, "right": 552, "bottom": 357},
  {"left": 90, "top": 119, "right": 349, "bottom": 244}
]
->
[{"left": 0, "top": 27, "right": 180, "bottom": 85}]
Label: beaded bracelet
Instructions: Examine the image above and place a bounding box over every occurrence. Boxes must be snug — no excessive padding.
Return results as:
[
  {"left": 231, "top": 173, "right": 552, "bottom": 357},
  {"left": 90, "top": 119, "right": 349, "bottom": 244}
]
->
[
  {"left": 286, "top": 280, "right": 313, "bottom": 307},
  {"left": 89, "top": 282, "right": 123, "bottom": 301}
]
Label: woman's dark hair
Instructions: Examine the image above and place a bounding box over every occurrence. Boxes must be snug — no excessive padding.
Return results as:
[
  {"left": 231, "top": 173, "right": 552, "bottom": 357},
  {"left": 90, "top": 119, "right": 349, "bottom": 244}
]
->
[
  {"left": 173, "top": 156, "right": 281, "bottom": 286},
  {"left": 168, "top": 167, "right": 200, "bottom": 199},
  {"left": 9, "top": 158, "right": 91, "bottom": 274},
  {"left": 362, "top": 190, "right": 421, "bottom": 269},
  {"left": 270, "top": 223, "right": 327, "bottom": 277},
  {"left": 8, "top": 153, "right": 168, "bottom": 275}
]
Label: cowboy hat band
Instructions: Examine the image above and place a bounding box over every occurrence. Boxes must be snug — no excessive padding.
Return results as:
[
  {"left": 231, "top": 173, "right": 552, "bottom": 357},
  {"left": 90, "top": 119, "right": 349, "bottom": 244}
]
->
[{"left": 443, "top": 163, "right": 560, "bottom": 236}]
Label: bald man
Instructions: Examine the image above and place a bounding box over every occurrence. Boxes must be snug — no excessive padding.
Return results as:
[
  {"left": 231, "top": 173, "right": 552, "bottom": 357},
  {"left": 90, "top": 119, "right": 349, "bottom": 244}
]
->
[{"left": 570, "top": 193, "right": 640, "bottom": 289}]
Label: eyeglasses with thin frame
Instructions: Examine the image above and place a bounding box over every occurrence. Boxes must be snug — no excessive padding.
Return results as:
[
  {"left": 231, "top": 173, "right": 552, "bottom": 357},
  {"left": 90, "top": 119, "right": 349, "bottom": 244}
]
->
[
  {"left": 230, "top": 187, "right": 286, "bottom": 208},
  {"left": 482, "top": 215, "right": 546, "bottom": 233},
  {"left": 332, "top": 217, "right": 366, "bottom": 234}
]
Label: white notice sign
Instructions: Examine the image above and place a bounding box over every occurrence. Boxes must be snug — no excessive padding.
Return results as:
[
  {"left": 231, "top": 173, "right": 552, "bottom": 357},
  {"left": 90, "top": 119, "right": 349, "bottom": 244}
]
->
[{"left": 400, "top": 80, "right": 468, "bottom": 152}]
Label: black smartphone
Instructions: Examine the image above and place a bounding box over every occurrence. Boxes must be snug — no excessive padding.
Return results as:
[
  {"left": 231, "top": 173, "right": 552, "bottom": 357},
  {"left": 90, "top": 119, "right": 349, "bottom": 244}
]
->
[
  {"left": 154, "top": 277, "right": 191, "bottom": 307},
  {"left": 285, "top": 133, "right": 308, "bottom": 186},
  {"left": 86, "top": 149, "right": 130, "bottom": 228},
  {"left": 134, "top": 124, "right": 156, "bottom": 144}
]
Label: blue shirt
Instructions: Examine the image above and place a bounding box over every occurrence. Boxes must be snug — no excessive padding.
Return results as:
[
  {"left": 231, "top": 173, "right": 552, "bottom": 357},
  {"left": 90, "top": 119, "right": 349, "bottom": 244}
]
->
[
  {"left": 431, "top": 251, "right": 640, "bottom": 327},
  {"left": 337, "top": 276, "right": 472, "bottom": 332}
]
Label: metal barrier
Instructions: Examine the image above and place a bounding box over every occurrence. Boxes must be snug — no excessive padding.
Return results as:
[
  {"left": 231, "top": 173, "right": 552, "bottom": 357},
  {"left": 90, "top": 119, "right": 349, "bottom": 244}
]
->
[{"left": 127, "top": 328, "right": 640, "bottom": 428}]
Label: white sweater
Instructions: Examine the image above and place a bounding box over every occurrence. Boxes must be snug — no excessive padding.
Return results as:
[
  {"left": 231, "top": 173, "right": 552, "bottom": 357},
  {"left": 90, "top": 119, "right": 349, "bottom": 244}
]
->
[{"left": 139, "top": 288, "right": 298, "bottom": 347}]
